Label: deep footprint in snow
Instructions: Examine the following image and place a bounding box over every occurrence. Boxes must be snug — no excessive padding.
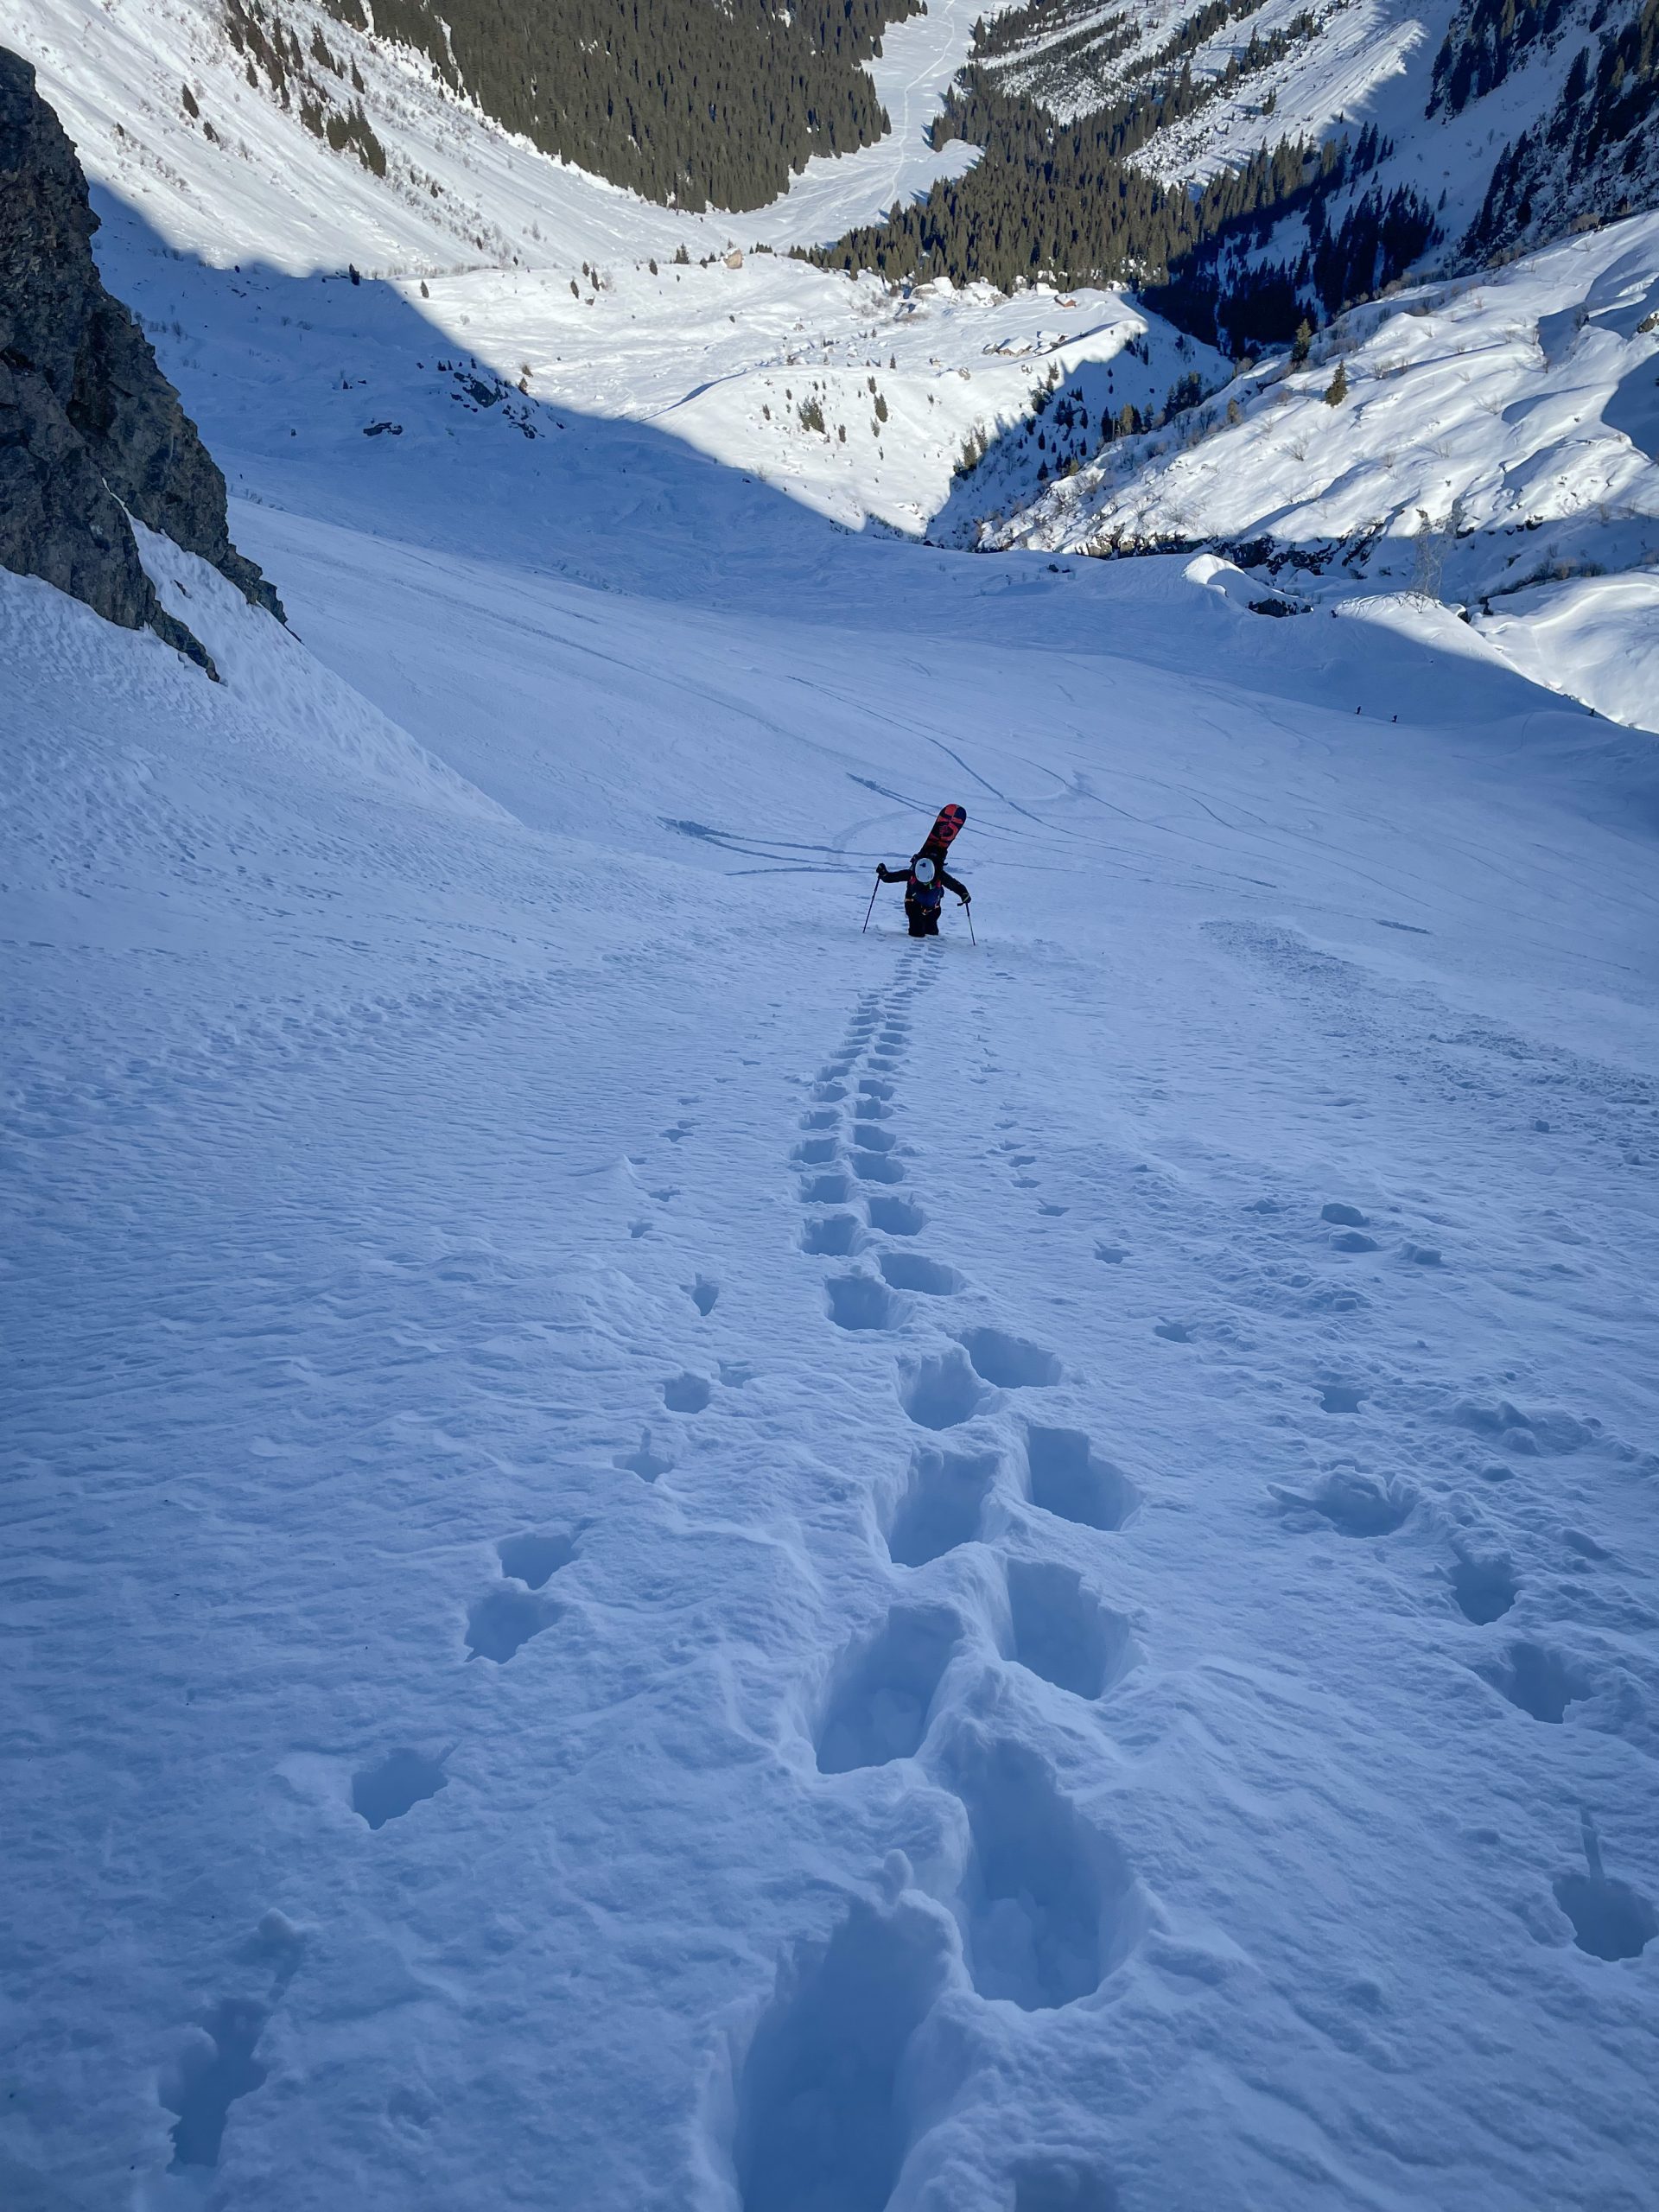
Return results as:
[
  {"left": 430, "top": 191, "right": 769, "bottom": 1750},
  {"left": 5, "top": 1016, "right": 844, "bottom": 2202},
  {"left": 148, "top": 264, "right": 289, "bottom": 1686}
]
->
[
  {"left": 466, "top": 1581, "right": 560, "bottom": 1663},
  {"left": 878, "top": 1250, "right": 962, "bottom": 1295},
  {"left": 1555, "top": 1872, "right": 1658, "bottom": 1961},
  {"left": 801, "top": 1107, "right": 840, "bottom": 1131},
  {"left": 852, "top": 1152, "right": 906, "bottom": 1185},
  {"left": 885, "top": 1445, "right": 999, "bottom": 1567},
  {"left": 866, "top": 1193, "right": 925, "bottom": 1236},
  {"left": 961, "top": 1325, "right": 1062, "bottom": 1389},
  {"left": 816, "top": 1604, "right": 961, "bottom": 1771},
  {"left": 825, "top": 1274, "right": 906, "bottom": 1332},
  {"left": 498, "top": 1532, "right": 578, "bottom": 1587},
  {"left": 1004, "top": 1560, "right": 1136, "bottom": 1700},
  {"left": 849, "top": 1124, "right": 898, "bottom": 1153},
  {"left": 352, "top": 1748, "right": 448, "bottom": 1830},
  {"left": 947, "top": 1734, "right": 1142, "bottom": 2012},
  {"left": 691, "top": 1276, "right": 720, "bottom": 1317},
  {"left": 617, "top": 1427, "right": 676, "bottom": 1481},
  {"left": 732, "top": 1897, "right": 952, "bottom": 2212},
  {"left": 1022, "top": 1427, "right": 1140, "bottom": 1532},
  {"left": 1554, "top": 1813, "right": 1656, "bottom": 1961},
  {"left": 793, "top": 1136, "right": 840, "bottom": 1166},
  {"left": 853, "top": 1098, "right": 893, "bottom": 1124},
  {"left": 1452, "top": 1554, "right": 1517, "bottom": 1624},
  {"left": 802, "top": 1173, "right": 854, "bottom": 1206},
  {"left": 1318, "top": 1383, "right": 1366, "bottom": 1414},
  {"left": 858, "top": 1077, "right": 895, "bottom": 1102},
  {"left": 162, "top": 1998, "right": 270, "bottom": 2171},
  {"left": 663, "top": 1371, "right": 712, "bottom": 1413},
  {"left": 801, "top": 1214, "right": 863, "bottom": 1257},
  {"left": 899, "top": 1346, "right": 992, "bottom": 1431},
  {"left": 1478, "top": 1639, "right": 1592, "bottom": 1723}
]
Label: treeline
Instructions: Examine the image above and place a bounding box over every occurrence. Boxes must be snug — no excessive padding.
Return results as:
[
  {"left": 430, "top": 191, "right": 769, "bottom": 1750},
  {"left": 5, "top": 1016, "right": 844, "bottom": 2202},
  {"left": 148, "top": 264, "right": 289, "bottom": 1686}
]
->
[
  {"left": 318, "top": 0, "right": 919, "bottom": 211},
  {"left": 972, "top": 0, "right": 1272, "bottom": 112},
  {"left": 1428, "top": 0, "right": 1568, "bottom": 117},
  {"left": 1147, "top": 126, "right": 1438, "bottom": 349},
  {"left": 1466, "top": 0, "right": 1659, "bottom": 245},
  {"left": 970, "top": 0, "right": 1130, "bottom": 65},
  {"left": 807, "top": 23, "right": 1319, "bottom": 294},
  {"left": 1122, "top": 0, "right": 1275, "bottom": 81},
  {"left": 225, "top": 0, "right": 387, "bottom": 175}
]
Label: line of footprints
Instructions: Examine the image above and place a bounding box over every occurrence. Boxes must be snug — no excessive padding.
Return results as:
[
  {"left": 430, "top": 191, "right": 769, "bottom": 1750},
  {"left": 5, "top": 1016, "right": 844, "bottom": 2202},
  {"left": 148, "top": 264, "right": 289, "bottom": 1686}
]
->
[
  {"left": 159, "top": 983, "right": 1655, "bottom": 2192},
  {"left": 737, "top": 970, "right": 1141, "bottom": 2212}
]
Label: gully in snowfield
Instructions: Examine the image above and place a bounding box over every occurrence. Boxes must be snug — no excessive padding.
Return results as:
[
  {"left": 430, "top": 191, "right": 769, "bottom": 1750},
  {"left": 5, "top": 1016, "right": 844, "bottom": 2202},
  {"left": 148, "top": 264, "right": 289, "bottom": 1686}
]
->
[{"left": 871, "top": 804, "right": 971, "bottom": 938}]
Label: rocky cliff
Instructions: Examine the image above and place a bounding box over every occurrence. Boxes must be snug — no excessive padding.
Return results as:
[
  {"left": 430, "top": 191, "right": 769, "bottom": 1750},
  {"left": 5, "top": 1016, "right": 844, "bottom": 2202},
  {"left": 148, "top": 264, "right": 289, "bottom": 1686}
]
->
[{"left": 0, "top": 47, "right": 283, "bottom": 673}]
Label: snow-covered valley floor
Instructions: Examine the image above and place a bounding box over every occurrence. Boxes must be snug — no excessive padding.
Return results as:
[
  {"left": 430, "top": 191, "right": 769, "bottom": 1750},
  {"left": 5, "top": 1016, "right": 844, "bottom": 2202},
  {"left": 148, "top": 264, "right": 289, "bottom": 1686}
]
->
[{"left": 3, "top": 46, "right": 1659, "bottom": 2193}]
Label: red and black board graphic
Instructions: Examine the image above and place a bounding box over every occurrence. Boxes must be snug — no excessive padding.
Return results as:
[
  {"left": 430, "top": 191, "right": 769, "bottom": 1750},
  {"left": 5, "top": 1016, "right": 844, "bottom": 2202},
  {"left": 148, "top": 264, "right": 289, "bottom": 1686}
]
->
[{"left": 925, "top": 804, "right": 967, "bottom": 850}]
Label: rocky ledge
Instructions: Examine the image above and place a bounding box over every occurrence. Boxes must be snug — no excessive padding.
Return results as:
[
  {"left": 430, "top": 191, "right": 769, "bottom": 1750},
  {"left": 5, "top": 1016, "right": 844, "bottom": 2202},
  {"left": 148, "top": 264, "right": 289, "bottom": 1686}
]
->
[{"left": 0, "top": 46, "right": 283, "bottom": 674}]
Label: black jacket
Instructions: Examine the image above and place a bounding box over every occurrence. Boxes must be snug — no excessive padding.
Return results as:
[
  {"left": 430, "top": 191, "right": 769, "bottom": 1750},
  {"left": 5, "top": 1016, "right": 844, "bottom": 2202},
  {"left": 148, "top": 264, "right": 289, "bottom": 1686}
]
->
[{"left": 877, "top": 854, "right": 969, "bottom": 901}]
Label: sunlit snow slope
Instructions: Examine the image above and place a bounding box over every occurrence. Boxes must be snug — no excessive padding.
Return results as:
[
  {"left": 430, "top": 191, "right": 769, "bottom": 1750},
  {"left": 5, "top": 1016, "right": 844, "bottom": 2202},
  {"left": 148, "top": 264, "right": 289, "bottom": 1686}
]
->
[
  {"left": 3, "top": 10, "right": 1659, "bottom": 2212},
  {"left": 995, "top": 214, "right": 1659, "bottom": 732},
  {"left": 6, "top": 0, "right": 1218, "bottom": 536}
]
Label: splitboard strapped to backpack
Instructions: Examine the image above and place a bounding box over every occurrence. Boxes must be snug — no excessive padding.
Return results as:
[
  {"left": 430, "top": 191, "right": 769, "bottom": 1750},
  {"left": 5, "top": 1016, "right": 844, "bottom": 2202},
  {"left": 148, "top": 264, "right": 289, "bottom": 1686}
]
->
[{"left": 863, "top": 804, "right": 974, "bottom": 940}]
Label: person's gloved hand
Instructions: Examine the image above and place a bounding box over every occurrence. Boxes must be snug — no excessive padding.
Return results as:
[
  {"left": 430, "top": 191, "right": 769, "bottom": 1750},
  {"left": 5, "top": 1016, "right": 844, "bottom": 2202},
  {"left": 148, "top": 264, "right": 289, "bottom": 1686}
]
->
[{"left": 959, "top": 890, "right": 971, "bottom": 906}]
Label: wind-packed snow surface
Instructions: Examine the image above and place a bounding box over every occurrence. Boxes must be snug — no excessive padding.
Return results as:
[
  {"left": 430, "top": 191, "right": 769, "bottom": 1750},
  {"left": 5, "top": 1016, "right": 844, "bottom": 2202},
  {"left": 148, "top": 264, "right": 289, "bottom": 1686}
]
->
[{"left": 5, "top": 5, "right": 1659, "bottom": 2209}]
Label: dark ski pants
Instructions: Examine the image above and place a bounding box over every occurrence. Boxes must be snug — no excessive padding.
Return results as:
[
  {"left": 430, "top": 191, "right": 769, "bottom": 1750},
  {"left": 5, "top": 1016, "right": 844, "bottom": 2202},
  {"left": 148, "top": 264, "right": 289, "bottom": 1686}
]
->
[{"left": 906, "top": 906, "right": 940, "bottom": 938}]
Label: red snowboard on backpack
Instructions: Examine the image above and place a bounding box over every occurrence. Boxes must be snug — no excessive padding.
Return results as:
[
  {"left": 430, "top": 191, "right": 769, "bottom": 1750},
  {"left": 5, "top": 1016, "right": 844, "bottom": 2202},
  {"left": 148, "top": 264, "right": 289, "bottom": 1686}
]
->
[{"left": 871, "top": 805, "right": 971, "bottom": 939}]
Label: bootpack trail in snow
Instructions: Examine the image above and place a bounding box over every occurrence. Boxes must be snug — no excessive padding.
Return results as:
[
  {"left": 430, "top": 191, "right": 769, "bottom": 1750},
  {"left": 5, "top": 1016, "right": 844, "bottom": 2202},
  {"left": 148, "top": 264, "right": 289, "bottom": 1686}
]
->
[{"left": 4, "top": 94, "right": 1659, "bottom": 2212}]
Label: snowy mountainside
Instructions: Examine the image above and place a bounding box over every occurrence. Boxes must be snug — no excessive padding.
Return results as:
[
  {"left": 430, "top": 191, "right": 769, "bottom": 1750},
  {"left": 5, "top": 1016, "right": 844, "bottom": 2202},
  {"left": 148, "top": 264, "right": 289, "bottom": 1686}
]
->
[
  {"left": 988, "top": 212, "right": 1659, "bottom": 732},
  {"left": 7, "top": 420, "right": 1659, "bottom": 2210},
  {"left": 960, "top": 0, "right": 1642, "bottom": 258},
  {"left": 6, "top": 0, "right": 1213, "bottom": 534},
  {"left": 4, "top": 1, "right": 1659, "bottom": 2207}
]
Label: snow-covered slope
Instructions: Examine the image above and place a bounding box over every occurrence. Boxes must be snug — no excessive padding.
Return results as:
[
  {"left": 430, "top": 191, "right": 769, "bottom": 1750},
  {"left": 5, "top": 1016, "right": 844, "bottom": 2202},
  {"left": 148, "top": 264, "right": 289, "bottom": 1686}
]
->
[
  {"left": 971, "top": 0, "right": 1628, "bottom": 258},
  {"left": 3, "top": 6, "right": 1659, "bottom": 2209},
  {"left": 6, "top": 0, "right": 1220, "bottom": 533},
  {"left": 990, "top": 212, "right": 1659, "bottom": 730},
  {"left": 8, "top": 390, "right": 1659, "bottom": 2209}
]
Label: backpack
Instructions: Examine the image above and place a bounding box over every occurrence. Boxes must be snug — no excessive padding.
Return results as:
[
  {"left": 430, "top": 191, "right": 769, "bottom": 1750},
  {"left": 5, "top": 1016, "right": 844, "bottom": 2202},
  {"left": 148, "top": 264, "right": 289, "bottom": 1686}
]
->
[{"left": 907, "top": 852, "right": 944, "bottom": 912}]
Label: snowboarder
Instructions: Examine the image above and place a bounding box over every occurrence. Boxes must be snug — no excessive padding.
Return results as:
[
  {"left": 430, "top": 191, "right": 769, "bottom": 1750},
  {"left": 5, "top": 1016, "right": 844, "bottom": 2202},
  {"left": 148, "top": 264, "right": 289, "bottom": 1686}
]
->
[{"left": 874, "top": 804, "right": 971, "bottom": 938}]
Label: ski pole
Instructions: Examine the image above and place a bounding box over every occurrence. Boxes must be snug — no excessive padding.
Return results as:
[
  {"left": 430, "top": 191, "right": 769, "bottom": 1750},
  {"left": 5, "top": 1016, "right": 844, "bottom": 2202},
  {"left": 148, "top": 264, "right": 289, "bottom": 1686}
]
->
[
  {"left": 861, "top": 876, "right": 880, "bottom": 934},
  {"left": 964, "top": 901, "right": 976, "bottom": 947}
]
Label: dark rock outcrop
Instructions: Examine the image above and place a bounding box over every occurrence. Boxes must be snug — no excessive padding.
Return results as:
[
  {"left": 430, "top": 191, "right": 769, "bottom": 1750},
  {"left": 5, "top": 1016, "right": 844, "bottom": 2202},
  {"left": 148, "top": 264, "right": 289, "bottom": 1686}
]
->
[{"left": 0, "top": 47, "right": 283, "bottom": 673}]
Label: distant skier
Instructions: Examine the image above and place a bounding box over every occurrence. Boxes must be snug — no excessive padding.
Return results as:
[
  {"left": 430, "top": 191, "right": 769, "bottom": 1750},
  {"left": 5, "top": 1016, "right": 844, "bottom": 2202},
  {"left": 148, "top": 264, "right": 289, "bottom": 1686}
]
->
[{"left": 874, "top": 804, "right": 971, "bottom": 938}]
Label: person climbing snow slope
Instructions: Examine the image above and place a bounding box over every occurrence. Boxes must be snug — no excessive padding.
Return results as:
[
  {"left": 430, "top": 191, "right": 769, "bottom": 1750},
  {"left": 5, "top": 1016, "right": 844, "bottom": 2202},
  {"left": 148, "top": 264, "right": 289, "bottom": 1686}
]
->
[{"left": 874, "top": 804, "right": 971, "bottom": 938}]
